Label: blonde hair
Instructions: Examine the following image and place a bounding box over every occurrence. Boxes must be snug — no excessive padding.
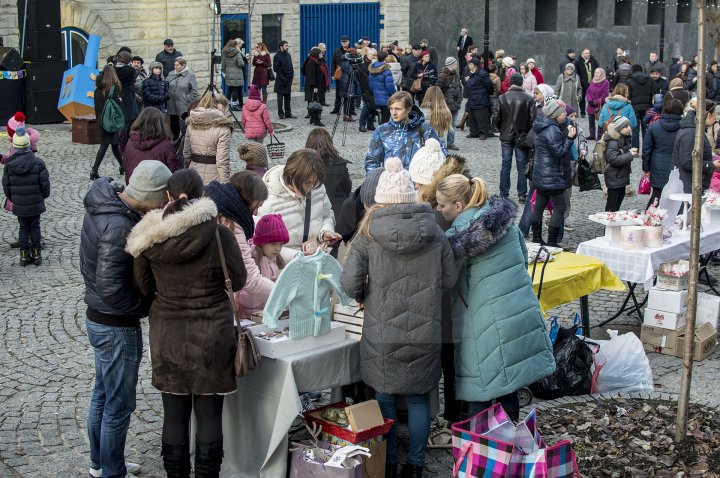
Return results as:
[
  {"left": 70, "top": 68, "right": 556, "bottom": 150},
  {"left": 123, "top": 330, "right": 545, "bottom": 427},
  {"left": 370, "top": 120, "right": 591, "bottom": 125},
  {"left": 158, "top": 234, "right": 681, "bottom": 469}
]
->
[
  {"left": 420, "top": 86, "right": 452, "bottom": 136},
  {"left": 355, "top": 204, "right": 388, "bottom": 240},
  {"left": 436, "top": 174, "right": 488, "bottom": 210},
  {"left": 612, "top": 83, "right": 629, "bottom": 98},
  {"left": 253, "top": 245, "right": 286, "bottom": 269},
  {"left": 198, "top": 91, "right": 229, "bottom": 109}
]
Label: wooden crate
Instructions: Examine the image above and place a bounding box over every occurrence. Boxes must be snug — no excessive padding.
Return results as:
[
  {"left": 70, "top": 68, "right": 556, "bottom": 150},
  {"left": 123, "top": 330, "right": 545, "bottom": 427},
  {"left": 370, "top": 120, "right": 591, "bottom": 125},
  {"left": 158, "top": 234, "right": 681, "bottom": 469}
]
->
[
  {"left": 333, "top": 303, "right": 364, "bottom": 341},
  {"left": 71, "top": 114, "right": 102, "bottom": 145}
]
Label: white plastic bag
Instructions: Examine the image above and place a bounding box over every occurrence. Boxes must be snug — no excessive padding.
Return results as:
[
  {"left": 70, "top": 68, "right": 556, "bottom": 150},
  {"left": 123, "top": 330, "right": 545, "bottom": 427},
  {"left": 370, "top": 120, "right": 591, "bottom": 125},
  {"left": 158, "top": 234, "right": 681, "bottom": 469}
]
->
[{"left": 590, "top": 329, "right": 654, "bottom": 394}]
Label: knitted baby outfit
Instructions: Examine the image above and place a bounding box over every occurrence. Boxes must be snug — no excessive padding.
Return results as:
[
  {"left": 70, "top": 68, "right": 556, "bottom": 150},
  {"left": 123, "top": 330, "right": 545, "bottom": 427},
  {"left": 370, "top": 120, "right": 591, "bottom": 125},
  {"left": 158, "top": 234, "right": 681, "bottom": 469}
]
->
[{"left": 263, "top": 249, "right": 350, "bottom": 339}]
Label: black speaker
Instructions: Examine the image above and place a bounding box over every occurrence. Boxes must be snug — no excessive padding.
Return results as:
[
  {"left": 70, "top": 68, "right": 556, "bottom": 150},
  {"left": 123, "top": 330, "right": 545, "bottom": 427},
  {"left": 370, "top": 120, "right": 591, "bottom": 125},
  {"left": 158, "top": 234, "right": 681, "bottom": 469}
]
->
[
  {"left": 25, "top": 90, "right": 64, "bottom": 123},
  {"left": 17, "top": 0, "right": 61, "bottom": 31},
  {"left": 0, "top": 77, "right": 25, "bottom": 125},
  {"left": 0, "top": 47, "right": 22, "bottom": 70},
  {"left": 24, "top": 60, "right": 65, "bottom": 92},
  {"left": 22, "top": 29, "right": 63, "bottom": 62}
]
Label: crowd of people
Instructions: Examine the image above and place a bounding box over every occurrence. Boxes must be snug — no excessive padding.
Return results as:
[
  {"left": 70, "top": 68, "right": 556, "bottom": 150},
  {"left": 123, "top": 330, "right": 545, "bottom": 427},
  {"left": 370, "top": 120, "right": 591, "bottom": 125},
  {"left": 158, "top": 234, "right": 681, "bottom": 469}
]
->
[{"left": 4, "top": 27, "right": 720, "bottom": 478}]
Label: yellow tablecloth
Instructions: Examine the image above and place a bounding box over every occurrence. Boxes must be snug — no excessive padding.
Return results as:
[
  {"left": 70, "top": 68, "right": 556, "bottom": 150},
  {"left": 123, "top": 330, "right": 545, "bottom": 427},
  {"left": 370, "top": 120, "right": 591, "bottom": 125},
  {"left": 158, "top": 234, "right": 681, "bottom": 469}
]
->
[{"left": 528, "top": 251, "right": 625, "bottom": 313}]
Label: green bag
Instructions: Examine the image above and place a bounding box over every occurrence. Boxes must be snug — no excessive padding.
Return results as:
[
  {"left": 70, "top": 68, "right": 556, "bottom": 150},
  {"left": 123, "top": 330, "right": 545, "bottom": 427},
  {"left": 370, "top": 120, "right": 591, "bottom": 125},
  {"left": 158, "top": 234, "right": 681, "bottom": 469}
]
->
[{"left": 101, "top": 85, "right": 125, "bottom": 133}]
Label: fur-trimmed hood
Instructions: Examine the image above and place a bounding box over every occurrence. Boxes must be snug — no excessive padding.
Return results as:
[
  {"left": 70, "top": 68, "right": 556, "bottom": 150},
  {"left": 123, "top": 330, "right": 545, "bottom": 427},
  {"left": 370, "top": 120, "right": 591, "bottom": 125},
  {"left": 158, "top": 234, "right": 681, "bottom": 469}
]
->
[
  {"left": 126, "top": 197, "right": 218, "bottom": 259},
  {"left": 447, "top": 196, "right": 517, "bottom": 260},
  {"left": 186, "top": 107, "right": 234, "bottom": 130}
]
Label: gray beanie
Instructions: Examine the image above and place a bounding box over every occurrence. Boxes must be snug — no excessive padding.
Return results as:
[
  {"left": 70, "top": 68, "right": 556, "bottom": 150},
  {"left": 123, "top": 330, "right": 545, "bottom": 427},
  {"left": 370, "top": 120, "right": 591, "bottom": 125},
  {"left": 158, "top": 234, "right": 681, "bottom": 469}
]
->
[
  {"left": 125, "top": 160, "right": 172, "bottom": 205},
  {"left": 360, "top": 167, "right": 384, "bottom": 207},
  {"left": 542, "top": 99, "right": 565, "bottom": 119},
  {"left": 445, "top": 56, "right": 457, "bottom": 67},
  {"left": 564, "top": 62, "right": 575, "bottom": 71},
  {"left": 613, "top": 115, "right": 631, "bottom": 131}
]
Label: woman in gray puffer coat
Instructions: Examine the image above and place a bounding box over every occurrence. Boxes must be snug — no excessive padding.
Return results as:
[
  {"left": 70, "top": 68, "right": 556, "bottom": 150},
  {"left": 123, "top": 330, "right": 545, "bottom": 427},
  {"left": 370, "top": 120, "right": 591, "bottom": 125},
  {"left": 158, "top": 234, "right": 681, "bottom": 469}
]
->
[
  {"left": 554, "top": 63, "right": 582, "bottom": 112},
  {"left": 341, "top": 157, "right": 457, "bottom": 478},
  {"left": 221, "top": 39, "right": 247, "bottom": 111},
  {"left": 603, "top": 115, "right": 638, "bottom": 212}
]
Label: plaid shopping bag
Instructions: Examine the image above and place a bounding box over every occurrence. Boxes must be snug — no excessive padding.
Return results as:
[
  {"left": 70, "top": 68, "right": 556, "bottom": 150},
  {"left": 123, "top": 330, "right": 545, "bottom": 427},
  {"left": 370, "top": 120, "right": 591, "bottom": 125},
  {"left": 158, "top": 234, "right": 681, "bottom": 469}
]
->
[{"left": 452, "top": 403, "right": 580, "bottom": 478}]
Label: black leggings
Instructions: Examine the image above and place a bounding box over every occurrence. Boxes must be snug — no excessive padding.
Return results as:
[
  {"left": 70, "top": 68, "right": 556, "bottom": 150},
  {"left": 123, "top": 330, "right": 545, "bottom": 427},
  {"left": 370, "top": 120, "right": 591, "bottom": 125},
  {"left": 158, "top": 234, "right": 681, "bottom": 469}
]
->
[
  {"left": 531, "top": 189, "right": 567, "bottom": 229},
  {"left": 161, "top": 393, "right": 224, "bottom": 446},
  {"left": 227, "top": 86, "right": 243, "bottom": 105},
  {"left": 647, "top": 186, "right": 663, "bottom": 210},
  {"left": 92, "top": 143, "right": 123, "bottom": 173},
  {"left": 605, "top": 187, "right": 627, "bottom": 212}
]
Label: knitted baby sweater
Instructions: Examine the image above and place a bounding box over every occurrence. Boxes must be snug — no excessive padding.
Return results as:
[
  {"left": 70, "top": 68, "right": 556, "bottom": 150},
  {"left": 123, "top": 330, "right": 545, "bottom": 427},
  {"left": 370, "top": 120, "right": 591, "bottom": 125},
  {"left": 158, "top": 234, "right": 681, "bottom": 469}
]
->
[{"left": 263, "top": 250, "right": 350, "bottom": 339}]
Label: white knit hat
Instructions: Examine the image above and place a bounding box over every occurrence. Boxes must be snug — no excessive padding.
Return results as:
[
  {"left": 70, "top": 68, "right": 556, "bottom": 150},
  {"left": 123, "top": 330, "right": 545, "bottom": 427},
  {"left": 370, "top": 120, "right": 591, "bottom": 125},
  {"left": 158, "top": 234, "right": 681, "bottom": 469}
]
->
[
  {"left": 502, "top": 57, "right": 515, "bottom": 68},
  {"left": 409, "top": 138, "right": 446, "bottom": 186},
  {"left": 375, "top": 157, "right": 417, "bottom": 204}
]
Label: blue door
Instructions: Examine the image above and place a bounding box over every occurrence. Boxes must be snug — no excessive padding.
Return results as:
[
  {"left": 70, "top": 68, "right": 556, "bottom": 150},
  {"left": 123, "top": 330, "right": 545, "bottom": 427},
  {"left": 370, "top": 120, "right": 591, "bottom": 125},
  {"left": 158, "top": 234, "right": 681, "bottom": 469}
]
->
[
  {"left": 299, "top": 2, "right": 382, "bottom": 88},
  {"left": 221, "top": 13, "right": 250, "bottom": 94}
]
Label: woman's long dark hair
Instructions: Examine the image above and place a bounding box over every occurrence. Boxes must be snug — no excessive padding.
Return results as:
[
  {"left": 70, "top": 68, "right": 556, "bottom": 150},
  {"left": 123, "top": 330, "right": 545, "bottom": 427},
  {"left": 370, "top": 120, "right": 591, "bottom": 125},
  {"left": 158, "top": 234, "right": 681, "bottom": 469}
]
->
[
  {"left": 100, "top": 64, "right": 121, "bottom": 96},
  {"left": 305, "top": 128, "right": 340, "bottom": 165},
  {"left": 163, "top": 169, "right": 204, "bottom": 218},
  {"left": 130, "top": 107, "right": 172, "bottom": 140}
]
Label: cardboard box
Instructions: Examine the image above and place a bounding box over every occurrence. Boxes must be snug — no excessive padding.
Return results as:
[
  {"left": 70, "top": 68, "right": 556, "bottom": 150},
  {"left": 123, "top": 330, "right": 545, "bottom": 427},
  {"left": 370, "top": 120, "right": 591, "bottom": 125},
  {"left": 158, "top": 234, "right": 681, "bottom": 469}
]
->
[
  {"left": 333, "top": 303, "right": 364, "bottom": 341},
  {"left": 345, "top": 400, "right": 384, "bottom": 432},
  {"left": 640, "top": 324, "right": 684, "bottom": 356},
  {"left": 675, "top": 323, "right": 718, "bottom": 361},
  {"left": 648, "top": 287, "right": 688, "bottom": 314},
  {"left": 656, "top": 260, "right": 690, "bottom": 291},
  {"left": 643, "top": 307, "right": 687, "bottom": 330},
  {"left": 304, "top": 402, "right": 394, "bottom": 445},
  {"left": 697, "top": 293, "right": 720, "bottom": 329},
  {"left": 248, "top": 320, "right": 345, "bottom": 358}
]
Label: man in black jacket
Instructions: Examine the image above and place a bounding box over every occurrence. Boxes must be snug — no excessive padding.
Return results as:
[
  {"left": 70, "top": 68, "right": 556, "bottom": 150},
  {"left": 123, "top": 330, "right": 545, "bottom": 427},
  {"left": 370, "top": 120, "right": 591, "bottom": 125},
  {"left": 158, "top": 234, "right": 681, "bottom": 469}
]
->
[
  {"left": 491, "top": 73, "right": 534, "bottom": 203},
  {"left": 155, "top": 39, "right": 183, "bottom": 78},
  {"left": 273, "top": 40, "right": 296, "bottom": 119},
  {"left": 575, "top": 48, "right": 599, "bottom": 118},
  {"left": 330, "top": 36, "right": 350, "bottom": 114},
  {"left": 401, "top": 45, "right": 422, "bottom": 92},
  {"left": 626, "top": 64, "right": 657, "bottom": 148},
  {"left": 673, "top": 101, "right": 720, "bottom": 193},
  {"left": 81, "top": 161, "right": 171, "bottom": 478},
  {"left": 456, "top": 28, "right": 473, "bottom": 73}
]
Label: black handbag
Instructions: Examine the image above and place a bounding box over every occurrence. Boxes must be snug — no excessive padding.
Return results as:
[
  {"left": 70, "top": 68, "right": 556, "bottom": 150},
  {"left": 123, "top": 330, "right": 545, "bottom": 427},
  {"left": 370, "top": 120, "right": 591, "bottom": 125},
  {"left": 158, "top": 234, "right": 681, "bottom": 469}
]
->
[
  {"left": 575, "top": 157, "right": 602, "bottom": 192},
  {"left": 307, "top": 92, "right": 323, "bottom": 112}
]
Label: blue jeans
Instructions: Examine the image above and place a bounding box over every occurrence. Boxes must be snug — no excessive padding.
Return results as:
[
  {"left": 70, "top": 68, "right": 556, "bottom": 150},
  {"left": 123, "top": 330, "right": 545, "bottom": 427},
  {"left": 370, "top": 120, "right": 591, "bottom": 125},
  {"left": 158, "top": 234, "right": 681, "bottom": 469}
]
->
[
  {"left": 359, "top": 101, "right": 375, "bottom": 128},
  {"left": 375, "top": 393, "right": 430, "bottom": 467},
  {"left": 447, "top": 110, "right": 459, "bottom": 146},
  {"left": 500, "top": 141, "right": 528, "bottom": 199},
  {"left": 86, "top": 319, "right": 142, "bottom": 478}
]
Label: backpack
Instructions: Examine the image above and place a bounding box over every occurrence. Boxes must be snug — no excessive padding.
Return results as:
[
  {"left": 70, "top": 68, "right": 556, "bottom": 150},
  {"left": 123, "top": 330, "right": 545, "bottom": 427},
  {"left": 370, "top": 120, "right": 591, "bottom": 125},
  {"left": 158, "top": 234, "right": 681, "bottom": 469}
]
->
[
  {"left": 591, "top": 134, "right": 608, "bottom": 174},
  {"left": 101, "top": 85, "right": 125, "bottom": 133}
]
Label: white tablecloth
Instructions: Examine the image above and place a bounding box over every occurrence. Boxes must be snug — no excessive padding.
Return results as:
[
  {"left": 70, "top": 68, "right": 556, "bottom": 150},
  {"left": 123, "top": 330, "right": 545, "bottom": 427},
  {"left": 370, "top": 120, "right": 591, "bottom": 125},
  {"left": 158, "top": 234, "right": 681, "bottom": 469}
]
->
[{"left": 576, "top": 227, "right": 720, "bottom": 288}]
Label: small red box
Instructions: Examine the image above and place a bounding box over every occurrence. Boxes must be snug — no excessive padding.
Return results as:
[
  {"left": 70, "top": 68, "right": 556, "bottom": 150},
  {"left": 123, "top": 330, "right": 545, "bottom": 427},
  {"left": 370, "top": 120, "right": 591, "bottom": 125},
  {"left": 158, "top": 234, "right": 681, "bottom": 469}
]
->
[{"left": 303, "top": 401, "right": 394, "bottom": 444}]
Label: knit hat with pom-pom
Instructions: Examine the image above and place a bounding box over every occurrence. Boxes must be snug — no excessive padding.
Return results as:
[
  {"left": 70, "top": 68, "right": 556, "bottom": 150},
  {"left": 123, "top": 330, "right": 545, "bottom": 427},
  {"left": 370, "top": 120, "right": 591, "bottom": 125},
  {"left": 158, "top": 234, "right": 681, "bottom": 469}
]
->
[
  {"left": 238, "top": 141, "right": 268, "bottom": 168},
  {"left": 374, "top": 157, "right": 417, "bottom": 204},
  {"left": 409, "top": 137, "right": 446, "bottom": 186},
  {"left": 7, "top": 112, "right": 25, "bottom": 138},
  {"left": 12, "top": 127, "right": 31, "bottom": 151}
]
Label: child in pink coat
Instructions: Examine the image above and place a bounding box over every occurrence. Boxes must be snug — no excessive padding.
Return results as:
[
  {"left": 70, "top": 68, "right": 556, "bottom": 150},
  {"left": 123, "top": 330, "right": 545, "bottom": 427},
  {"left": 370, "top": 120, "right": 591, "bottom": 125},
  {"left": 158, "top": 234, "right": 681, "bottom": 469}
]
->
[
  {"left": 242, "top": 84, "right": 275, "bottom": 144},
  {"left": 236, "top": 213, "right": 289, "bottom": 319}
]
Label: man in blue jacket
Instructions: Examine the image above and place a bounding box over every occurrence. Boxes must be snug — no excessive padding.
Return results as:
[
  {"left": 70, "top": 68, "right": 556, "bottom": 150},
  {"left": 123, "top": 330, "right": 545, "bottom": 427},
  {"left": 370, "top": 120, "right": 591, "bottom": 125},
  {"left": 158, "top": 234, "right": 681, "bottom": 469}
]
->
[
  {"left": 80, "top": 161, "right": 172, "bottom": 478},
  {"left": 464, "top": 57, "right": 494, "bottom": 140}
]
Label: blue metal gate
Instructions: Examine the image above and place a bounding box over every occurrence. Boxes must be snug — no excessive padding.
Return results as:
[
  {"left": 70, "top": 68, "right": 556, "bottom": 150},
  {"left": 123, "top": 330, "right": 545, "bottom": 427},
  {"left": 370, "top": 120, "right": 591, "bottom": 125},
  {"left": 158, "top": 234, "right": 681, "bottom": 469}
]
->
[{"left": 300, "top": 2, "right": 382, "bottom": 88}]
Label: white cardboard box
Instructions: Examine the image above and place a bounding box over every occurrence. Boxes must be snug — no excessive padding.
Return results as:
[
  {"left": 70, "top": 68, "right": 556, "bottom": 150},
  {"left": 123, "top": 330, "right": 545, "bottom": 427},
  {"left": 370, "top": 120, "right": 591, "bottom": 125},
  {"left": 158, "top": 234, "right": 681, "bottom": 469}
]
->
[
  {"left": 648, "top": 287, "right": 688, "bottom": 314},
  {"left": 249, "top": 319, "right": 346, "bottom": 358},
  {"left": 697, "top": 292, "right": 720, "bottom": 329},
  {"left": 333, "top": 303, "right": 364, "bottom": 341},
  {"left": 643, "top": 307, "right": 687, "bottom": 330}
]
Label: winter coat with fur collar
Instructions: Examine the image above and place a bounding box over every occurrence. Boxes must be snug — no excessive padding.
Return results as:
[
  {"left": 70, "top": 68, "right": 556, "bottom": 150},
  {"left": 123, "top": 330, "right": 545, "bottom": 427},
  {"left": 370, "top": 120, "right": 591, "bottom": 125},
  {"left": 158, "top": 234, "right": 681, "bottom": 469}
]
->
[
  {"left": 446, "top": 197, "right": 555, "bottom": 402},
  {"left": 341, "top": 203, "right": 458, "bottom": 395},
  {"left": 183, "top": 107, "right": 233, "bottom": 184},
  {"left": 126, "top": 198, "right": 246, "bottom": 395},
  {"left": 603, "top": 123, "right": 634, "bottom": 189}
]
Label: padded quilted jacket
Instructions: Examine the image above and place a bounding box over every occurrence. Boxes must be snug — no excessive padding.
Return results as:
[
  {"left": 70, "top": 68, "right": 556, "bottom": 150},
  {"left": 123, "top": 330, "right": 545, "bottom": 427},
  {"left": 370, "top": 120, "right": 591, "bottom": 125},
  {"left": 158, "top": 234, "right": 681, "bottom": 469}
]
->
[
  {"left": 341, "top": 203, "right": 458, "bottom": 395},
  {"left": 446, "top": 198, "right": 555, "bottom": 402}
]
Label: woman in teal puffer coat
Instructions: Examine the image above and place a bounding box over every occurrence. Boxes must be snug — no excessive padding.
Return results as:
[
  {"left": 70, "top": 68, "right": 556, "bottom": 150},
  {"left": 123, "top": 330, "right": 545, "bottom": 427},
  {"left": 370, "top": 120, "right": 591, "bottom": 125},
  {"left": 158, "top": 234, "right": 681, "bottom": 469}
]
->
[{"left": 435, "top": 174, "right": 555, "bottom": 421}]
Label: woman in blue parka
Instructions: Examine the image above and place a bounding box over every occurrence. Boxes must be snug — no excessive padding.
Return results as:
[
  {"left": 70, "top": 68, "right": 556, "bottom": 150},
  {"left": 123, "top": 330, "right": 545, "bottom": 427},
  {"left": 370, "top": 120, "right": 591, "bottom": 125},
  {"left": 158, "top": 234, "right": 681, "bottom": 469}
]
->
[{"left": 436, "top": 174, "right": 555, "bottom": 421}]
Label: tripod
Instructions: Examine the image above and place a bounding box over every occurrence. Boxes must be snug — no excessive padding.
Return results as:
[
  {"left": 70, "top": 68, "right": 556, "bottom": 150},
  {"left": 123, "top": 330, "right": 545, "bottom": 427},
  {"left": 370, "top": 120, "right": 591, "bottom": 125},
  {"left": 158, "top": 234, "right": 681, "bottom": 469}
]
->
[{"left": 331, "top": 64, "right": 363, "bottom": 146}]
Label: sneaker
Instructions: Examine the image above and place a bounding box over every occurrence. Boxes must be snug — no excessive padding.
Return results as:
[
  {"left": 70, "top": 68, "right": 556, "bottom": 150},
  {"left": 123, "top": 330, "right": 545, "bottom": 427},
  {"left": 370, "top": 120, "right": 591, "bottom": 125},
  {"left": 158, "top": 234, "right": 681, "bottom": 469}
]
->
[
  {"left": 564, "top": 222, "right": 574, "bottom": 232},
  {"left": 447, "top": 144, "right": 459, "bottom": 151},
  {"left": 89, "top": 462, "right": 141, "bottom": 478},
  {"left": 427, "top": 423, "right": 452, "bottom": 449}
]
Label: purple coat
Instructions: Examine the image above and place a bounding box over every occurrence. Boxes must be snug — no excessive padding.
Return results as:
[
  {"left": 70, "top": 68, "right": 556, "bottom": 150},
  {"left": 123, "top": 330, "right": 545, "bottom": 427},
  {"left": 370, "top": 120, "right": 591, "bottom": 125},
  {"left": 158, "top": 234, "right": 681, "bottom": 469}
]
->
[{"left": 585, "top": 80, "right": 610, "bottom": 115}]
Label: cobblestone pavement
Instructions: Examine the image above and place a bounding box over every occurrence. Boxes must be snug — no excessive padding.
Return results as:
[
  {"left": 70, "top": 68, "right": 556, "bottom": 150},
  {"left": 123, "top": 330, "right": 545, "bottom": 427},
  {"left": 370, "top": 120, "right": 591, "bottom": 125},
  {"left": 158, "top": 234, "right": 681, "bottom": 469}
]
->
[{"left": 0, "top": 93, "right": 718, "bottom": 477}]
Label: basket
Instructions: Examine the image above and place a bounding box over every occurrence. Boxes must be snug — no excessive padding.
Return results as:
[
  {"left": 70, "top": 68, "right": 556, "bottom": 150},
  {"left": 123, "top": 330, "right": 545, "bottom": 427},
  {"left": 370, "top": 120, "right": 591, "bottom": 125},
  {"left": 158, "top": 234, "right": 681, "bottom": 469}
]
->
[{"left": 266, "top": 134, "right": 285, "bottom": 160}]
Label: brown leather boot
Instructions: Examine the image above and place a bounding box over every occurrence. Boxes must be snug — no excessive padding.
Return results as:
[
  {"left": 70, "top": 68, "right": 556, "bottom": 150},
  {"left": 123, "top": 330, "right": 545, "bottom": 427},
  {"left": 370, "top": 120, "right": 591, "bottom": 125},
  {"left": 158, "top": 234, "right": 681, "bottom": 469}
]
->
[
  {"left": 456, "top": 112, "right": 469, "bottom": 130},
  {"left": 262, "top": 93, "right": 268, "bottom": 104}
]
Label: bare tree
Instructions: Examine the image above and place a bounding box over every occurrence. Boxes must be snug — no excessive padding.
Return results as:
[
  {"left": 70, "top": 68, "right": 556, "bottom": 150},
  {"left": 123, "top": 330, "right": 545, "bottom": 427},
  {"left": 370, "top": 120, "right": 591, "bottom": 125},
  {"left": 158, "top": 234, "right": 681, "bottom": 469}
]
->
[
  {"left": 707, "top": 6, "right": 720, "bottom": 62},
  {"left": 234, "top": 0, "right": 258, "bottom": 22}
]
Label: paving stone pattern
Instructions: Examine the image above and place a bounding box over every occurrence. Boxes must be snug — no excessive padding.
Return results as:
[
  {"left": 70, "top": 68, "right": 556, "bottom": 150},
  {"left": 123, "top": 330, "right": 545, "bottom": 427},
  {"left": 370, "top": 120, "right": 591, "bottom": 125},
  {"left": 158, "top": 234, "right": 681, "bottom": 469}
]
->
[{"left": 0, "top": 93, "right": 718, "bottom": 477}]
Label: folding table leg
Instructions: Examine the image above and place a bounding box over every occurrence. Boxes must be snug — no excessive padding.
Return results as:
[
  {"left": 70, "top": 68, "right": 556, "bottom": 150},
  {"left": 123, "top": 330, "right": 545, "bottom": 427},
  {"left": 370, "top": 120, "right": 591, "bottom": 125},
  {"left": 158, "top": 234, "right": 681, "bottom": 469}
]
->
[
  {"left": 594, "top": 282, "right": 645, "bottom": 329},
  {"left": 580, "top": 296, "right": 590, "bottom": 336}
]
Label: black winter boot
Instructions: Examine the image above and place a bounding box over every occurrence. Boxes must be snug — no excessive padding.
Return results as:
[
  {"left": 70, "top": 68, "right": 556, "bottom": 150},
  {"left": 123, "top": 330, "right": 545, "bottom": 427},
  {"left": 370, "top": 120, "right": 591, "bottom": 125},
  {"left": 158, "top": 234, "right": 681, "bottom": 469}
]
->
[
  {"left": 400, "top": 463, "right": 424, "bottom": 478},
  {"left": 531, "top": 223, "right": 545, "bottom": 245},
  {"left": 194, "top": 437, "right": 224, "bottom": 478},
  {"left": 385, "top": 462, "right": 398, "bottom": 478},
  {"left": 19, "top": 250, "right": 32, "bottom": 266},
  {"left": 31, "top": 248, "right": 42, "bottom": 266},
  {"left": 547, "top": 226, "right": 561, "bottom": 247},
  {"left": 162, "top": 441, "right": 191, "bottom": 478}
]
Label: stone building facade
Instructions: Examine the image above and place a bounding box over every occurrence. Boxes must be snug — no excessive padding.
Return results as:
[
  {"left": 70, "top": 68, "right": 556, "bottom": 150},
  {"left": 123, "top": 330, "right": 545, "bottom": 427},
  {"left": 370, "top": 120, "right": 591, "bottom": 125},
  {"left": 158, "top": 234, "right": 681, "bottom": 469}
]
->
[{"left": 0, "top": 0, "right": 410, "bottom": 89}]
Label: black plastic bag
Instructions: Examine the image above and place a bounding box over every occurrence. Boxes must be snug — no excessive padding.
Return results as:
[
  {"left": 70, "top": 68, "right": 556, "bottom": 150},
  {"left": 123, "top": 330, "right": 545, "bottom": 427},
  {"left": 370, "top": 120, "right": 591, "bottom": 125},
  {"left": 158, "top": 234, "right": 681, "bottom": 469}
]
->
[
  {"left": 576, "top": 157, "right": 602, "bottom": 192},
  {"left": 529, "top": 325, "right": 593, "bottom": 399}
]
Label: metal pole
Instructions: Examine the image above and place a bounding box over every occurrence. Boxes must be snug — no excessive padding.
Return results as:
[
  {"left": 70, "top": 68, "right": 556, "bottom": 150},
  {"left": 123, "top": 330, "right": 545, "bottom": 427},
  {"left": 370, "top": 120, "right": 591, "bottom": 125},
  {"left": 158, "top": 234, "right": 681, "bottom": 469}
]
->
[
  {"left": 659, "top": 0, "right": 666, "bottom": 62},
  {"left": 675, "top": 0, "right": 706, "bottom": 444},
  {"left": 483, "top": 0, "right": 490, "bottom": 71}
]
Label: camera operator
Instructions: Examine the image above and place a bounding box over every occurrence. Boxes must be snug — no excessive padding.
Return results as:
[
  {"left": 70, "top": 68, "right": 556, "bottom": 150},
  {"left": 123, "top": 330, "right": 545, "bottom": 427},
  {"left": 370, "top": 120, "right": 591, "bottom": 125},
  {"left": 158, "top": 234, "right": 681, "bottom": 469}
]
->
[
  {"left": 357, "top": 48, "right": 379, "bottom": 132},
  {"left": 338, "top": 48, "right": 363, "bottom": 121},
  {"left": 413, "top": 50, "right": 437, "bottom": 104}
]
